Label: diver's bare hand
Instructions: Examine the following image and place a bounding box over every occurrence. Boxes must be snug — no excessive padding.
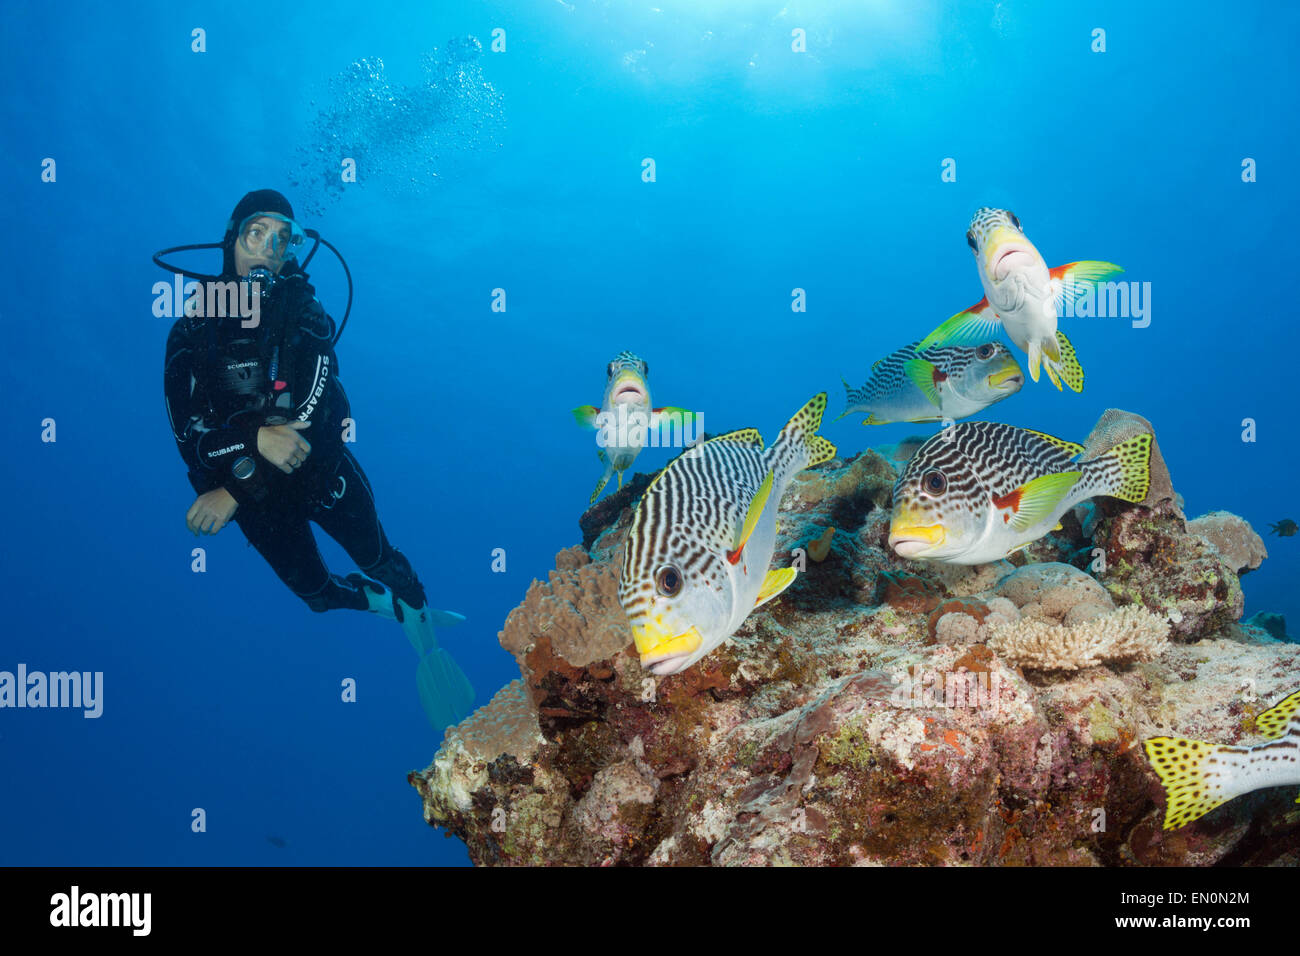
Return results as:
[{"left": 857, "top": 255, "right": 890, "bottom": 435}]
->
[
  {"left": 258, "top": 421, "right": 312, "bottom": 474},
  {"left": 187, "top": 488, "right": 238, "bottom": 536}
]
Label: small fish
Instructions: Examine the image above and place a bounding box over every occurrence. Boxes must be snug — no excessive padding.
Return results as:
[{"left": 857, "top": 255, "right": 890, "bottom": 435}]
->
[
  {"left": 1144, "top": 690, "right": 1300, "bottom": 830},
  {"left": 620, "top": 394, "right": 836, "bottom": 675},
  {"left": 837, "top": 341, "right": 1023, "bottom": 425},
  {"left": 1269, "top": 519, "right": 1298, "bottom": 537},
  {"left": 573, "top": 351, "right": 696, "bottom": 504},
  {"left": 888, "top": 421, "right": 1151, "bottom": 565},
  {"left": 918, "top": 207, "right": 1123, "bottom": 391}
]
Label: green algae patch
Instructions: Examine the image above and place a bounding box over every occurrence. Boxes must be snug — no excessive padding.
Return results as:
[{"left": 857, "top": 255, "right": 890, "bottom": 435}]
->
[{"left": 821, "top": 718, "right": 875, "bottom": 772}]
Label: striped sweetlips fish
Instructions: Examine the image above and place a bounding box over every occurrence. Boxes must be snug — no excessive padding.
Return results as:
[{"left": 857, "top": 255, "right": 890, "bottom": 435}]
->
[
  {"left": 918, "top": 207, "right": 1123, "bottom": 392},
  {"left": 837, "top": 340, "right": 1023, "bottom": 425},
  {"left": 619, "top": 394, "right": 837, "bottom": 675},
  {"left": 888, "top": 421, "right": 1151, "bottom": 565},
  {"left": 573, "top": 351, "right": 696, "bottom": 504}
]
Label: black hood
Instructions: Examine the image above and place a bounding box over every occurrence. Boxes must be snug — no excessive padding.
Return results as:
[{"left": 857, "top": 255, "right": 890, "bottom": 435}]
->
[{"left": 221, "top": 189, "right": 300, "bottom": 278}]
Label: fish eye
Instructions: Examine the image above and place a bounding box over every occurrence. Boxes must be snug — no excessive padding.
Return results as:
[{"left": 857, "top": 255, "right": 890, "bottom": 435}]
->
[
  {"left": 920, "top": 469, "right": 947, "bottom": 497},
  {"left": 642, "top": 362, "right": 649, "bottom": 377},
  {"left": 606, "top": 362, "right": 614, "bottom": 377},
  {"left": 966, "top": 231, "right": 977, "bottom": 250},
  {"left": 655, "top": 565, "right": 683, "bottom": 597},
  {"left": 976, "top": 344, "right": 994, "bottom": 359},
  {"left": 1008, "top": 212, "right": 1021, "bottom": 230}
]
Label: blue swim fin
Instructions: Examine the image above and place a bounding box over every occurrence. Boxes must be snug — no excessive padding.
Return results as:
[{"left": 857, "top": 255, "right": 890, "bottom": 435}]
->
[
  {"left": 416, "top": 648, "right": 476, "bottom": 731},
  {"left": 394, "top": 596, "right": 474, "bottom": 729},
  {"left": 396, "top": 597, "right": 463, "bottom": 656}
]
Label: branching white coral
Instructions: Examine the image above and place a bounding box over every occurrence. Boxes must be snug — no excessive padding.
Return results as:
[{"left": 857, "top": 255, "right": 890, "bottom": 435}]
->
[{"left": 986, "top": 605, "right": 1171, "bottom": 671}]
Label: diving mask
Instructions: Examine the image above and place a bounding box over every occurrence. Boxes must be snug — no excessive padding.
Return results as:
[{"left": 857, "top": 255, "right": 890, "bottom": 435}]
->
[{"left": 236, "top": 212, "right": 306, "bottom": 264}]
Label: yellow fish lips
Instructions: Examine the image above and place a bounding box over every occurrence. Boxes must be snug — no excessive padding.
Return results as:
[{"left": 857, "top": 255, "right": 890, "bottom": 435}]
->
[
  {"left": 888, "top": 518, "right": 946, "bottom": 559},
  {"left": 610, "top": 368, "right": 649, "bottom": 404},
  {"left": 988, "top": 363, "right": 1024, "bottom": 390},
  {"left": 631, "top": 617, "right": 704, "bottom": 676},
  {"left": 980, "top": 228, "right": 1037, "bottom": 280}
]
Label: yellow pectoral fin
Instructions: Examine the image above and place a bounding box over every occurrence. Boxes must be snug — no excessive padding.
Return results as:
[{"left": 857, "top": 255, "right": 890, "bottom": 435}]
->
[
  {"left": 573, "top": 405, "right": 600, "bottom": 429},
  {"left": 999, "top": 471, "right": 1082, "bottom": 532},
  {"left": 918, "top": 298, "right": 998, "bottom": 349},
  {"left": 754, "top": 567, "right": 798, "bottom": 609},
  {"left": 730, "top": 469, "right": 774, "bottom": 562},
  {"left": 902, "top": 358, "right": 943, "bottom": 407},
  {"left": 650, "top": 407, "right": 696, "bottom": 431}
]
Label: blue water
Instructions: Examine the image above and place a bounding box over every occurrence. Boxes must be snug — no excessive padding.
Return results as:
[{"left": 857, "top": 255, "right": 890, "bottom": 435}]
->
[{"left": 2, "top": 0, "right": 1295, "bottom": 865}]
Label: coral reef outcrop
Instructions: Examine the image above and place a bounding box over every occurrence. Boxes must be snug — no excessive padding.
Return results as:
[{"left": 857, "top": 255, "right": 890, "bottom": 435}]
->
[
  {"left": 411, "top": 410, "right": 1298, "bottom": 866},
  {"left": 1188, "top": 510, "right": 1268, "bottom": 574}
]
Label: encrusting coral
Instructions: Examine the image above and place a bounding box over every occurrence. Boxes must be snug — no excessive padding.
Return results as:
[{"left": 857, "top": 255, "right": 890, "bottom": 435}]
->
[{"left": 410, "top": 409, "right": 1299, "bottom": 866}]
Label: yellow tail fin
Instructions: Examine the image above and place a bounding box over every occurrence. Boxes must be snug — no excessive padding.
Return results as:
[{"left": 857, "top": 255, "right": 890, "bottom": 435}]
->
[
  {"left": 1053, "top": 330, "right": 1085, "bottom": 393},
  {"left": 1143, "top": 736, "right": 1237, "bottom": 829},
  {"left": 1099, "top": 431, "right": 1152, "bottom": 503}
]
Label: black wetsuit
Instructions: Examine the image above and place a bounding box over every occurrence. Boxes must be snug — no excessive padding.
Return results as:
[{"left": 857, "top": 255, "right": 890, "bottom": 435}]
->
[{"left": 163, "top": 269, "right": 426, "bottom": 612}]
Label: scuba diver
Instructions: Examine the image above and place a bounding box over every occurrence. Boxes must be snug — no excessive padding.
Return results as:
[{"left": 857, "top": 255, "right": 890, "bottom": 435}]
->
[{"left": 160, "top": 189, "right": 474, "bottom": 730}]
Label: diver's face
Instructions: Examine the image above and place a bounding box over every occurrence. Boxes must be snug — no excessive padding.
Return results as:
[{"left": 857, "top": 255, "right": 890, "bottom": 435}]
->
[{"left": 233, "top": 215, "right": 292, "bottom": 276}]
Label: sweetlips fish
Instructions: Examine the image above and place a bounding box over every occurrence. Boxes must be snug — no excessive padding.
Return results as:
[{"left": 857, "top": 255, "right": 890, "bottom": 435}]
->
[
  {"left": 619, "top": 393, "right": 836, "bottom": 675},
  {"left": 837, "top": 341, "right": 1023, "bottom": 425},
  {"left": 919, "top": 207, "right": 1123, "bottom": 392},
  {"left": 888, "top": 421, "right": 1151, "bottom": 565},
  {"left": 573, "top": 351, "right": 696, "bottom": 504},
  {"left": 1144, "top": 689, "right": 1300, "bottom": 829}
]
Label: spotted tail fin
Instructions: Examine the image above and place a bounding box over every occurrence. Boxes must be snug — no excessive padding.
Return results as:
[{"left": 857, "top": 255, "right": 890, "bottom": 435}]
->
[
  {"left": 1089, "top": 431, "right": 1152, "bottom": 504},
  {"left": 1046, "top": 330, "right": 1085, "bottom": 393},
  {"left": 768, "top": 393, "right": 837, "bottom": 486},
  {"left": 1143, "top": 736, "right": 1246, "bottom": 830},
  {"left": 1256, "top": 689, "right": 1300, "bottom": 738}
]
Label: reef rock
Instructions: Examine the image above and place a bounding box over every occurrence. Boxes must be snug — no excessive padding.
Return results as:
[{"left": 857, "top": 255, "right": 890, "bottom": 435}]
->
[
  {"left": 1244, "top": 612, "right": 1291, "bottom": 643},
  {"left": 1187, "top": 510, "right": 1268, "bottom": 574},
  {"left": 1082, "top": 409, "right": 1176, "bottom": 511},
  {"left": 412, "top": 413, "right": 1299, "bottom": 867},
  {"left": 1093, "top": 502, "right": 1245, "bottom": 641}
]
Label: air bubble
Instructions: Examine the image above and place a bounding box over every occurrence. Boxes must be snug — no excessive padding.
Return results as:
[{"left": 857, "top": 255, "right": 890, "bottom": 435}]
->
[{"left": 291, "top": 37, "right": 503, "bottom": 217}]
